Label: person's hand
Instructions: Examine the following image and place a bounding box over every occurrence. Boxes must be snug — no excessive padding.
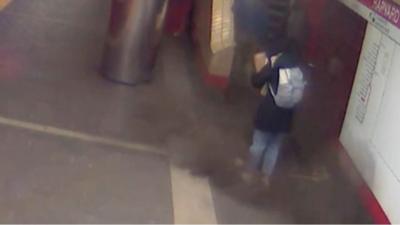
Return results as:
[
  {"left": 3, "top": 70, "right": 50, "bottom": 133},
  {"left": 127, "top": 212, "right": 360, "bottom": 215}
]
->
[
  {"left": 270, "top": 53, "right": 282, "bottom": 67},
  {"left": 253, "top": 52, "right": 269, "bottom": 73}
]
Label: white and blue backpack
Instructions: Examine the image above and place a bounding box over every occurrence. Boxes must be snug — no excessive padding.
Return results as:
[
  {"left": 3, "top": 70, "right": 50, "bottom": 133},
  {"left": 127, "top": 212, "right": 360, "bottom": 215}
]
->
[{"left": 269, "top": 65, "right": 306, "bottom": 109}]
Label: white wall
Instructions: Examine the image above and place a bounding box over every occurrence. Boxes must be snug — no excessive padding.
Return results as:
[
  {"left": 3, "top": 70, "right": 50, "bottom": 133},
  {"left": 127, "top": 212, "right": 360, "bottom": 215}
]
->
[{"left": 340, "top": 23, "right": 400, "bottom": 223}]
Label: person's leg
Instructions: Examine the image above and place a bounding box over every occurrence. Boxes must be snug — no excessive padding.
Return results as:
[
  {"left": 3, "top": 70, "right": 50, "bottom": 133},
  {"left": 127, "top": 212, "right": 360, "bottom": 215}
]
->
[
  {"left": 261, "top": 133, "right": 285, "bottom": 177},
  {"left": 249, "top": 129, "right": 272, "bottom": 171}
]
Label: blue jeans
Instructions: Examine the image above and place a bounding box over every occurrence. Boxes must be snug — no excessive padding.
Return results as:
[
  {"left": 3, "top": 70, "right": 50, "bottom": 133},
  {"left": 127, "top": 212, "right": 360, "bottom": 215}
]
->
[{"left": 249, "top": 129, "right": 285, "bottom": 176}]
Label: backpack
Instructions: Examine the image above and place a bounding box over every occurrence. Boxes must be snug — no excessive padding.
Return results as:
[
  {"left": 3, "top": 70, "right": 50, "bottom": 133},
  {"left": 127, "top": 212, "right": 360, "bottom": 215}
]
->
[{"left": 269, "top": 66, "right": 306, "bottom": 109}]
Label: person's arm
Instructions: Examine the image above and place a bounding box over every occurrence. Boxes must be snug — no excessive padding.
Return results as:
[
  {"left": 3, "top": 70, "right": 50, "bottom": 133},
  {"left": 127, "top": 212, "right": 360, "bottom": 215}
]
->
[
  {"left": 251, "top": 64, "right": 275, "bottom": 89},
  {"left": 251, "top": 52, "right": 271, "bottom": 89}
]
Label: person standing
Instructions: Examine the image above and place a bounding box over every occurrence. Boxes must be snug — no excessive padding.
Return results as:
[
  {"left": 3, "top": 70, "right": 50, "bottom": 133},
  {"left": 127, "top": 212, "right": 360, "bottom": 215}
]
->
[{"left": 248, "top": 38, "right": 304, "bottom": 185}]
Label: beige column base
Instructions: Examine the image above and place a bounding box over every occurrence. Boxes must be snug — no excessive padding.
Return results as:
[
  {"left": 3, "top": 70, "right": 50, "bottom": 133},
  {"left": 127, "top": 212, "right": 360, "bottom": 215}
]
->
[{"left": 0, "top": 0, "right": 12, "bottom": 11}]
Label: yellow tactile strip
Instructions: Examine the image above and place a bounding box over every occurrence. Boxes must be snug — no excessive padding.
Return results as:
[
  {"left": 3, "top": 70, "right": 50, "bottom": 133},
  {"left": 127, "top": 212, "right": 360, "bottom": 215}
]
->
[{"left": 170, "top": 164, "right": 218, "bottom": 224}]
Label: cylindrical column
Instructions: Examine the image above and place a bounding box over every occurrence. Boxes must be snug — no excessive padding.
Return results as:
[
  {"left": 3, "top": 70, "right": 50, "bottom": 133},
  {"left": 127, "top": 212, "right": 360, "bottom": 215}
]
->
[{"left": 102, "top": 0, "right": 168, "bottom": 85}]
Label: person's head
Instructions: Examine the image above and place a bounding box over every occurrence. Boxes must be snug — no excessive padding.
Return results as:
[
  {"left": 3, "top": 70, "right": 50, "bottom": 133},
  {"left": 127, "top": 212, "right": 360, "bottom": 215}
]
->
[
  {"left": 263, "top": 38, "right": 302, "bottom": 67},
  {"left": 264, "top": 37, "right": 290, "bottom": 57}
]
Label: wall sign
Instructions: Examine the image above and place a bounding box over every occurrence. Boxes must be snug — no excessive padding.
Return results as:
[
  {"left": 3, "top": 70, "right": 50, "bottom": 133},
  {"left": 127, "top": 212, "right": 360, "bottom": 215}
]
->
[{"left": 340, "top": 0, "right": 400, "bottom": 43}]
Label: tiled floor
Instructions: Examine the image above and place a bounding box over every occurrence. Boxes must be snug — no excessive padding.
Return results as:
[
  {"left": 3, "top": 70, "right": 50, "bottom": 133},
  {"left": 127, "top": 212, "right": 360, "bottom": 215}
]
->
[{"left": 0, "top": 0, "right": 372, "bottom": 223}]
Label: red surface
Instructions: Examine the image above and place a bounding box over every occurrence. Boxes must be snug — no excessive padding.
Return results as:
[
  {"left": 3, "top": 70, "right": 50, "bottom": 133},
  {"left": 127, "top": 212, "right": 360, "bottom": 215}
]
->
[
  {"left": 303, "top": 0, "right": 391, "bottom": 223},
  {"left": 194, "top": 47, "right": 229, "bottom": 92},
  {"left": 359, "top": 185, "right": 391, "bottom": 224},
  {"left": 190, "top": 0, "right": 229, "bottom": 92},
  {"left": 165, "top": 0, "right": 193, "bottom": 35},
  {"left": 302, "top": 0, "right": 327, "bottom": 63},
  {"left": 203, "top": 73, "right": 229, "bottom": 91}
]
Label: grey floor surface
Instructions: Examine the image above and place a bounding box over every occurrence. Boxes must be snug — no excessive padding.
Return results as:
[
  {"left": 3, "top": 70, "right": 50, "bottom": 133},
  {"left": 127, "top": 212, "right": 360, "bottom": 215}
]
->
[
  {"left": 0, "top": 0, "right": 372, "bottom": 223},
  {"left": 0, "top": 124, "right": 172, "bottom": 223}
]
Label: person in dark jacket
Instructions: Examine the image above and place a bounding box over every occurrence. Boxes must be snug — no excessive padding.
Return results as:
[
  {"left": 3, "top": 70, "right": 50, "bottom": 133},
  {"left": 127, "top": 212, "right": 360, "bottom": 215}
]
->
[{"left": 248, "top": 39, "right": 300, "bottom": 183}]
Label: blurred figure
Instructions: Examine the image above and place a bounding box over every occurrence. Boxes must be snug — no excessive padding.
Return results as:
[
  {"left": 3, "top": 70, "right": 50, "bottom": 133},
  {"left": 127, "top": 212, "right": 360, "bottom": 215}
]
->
[
  {"left": 232, "top": 0, "right": 291, "bottom": 45},
  {"left": 229, "top": 0, "right": 292, "bottom": 93}
]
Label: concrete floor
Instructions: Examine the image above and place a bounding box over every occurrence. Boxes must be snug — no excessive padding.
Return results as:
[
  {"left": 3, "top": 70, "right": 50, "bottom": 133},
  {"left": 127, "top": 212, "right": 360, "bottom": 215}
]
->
[{"left": 0, "top": 0, "right": 372, "bottom": 223}]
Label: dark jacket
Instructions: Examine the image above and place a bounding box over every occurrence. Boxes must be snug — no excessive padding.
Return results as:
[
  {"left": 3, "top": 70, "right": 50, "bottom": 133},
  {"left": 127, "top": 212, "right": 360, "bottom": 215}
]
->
[{"left": 251, "top": 50, "right": 299, "bottom": 133}]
